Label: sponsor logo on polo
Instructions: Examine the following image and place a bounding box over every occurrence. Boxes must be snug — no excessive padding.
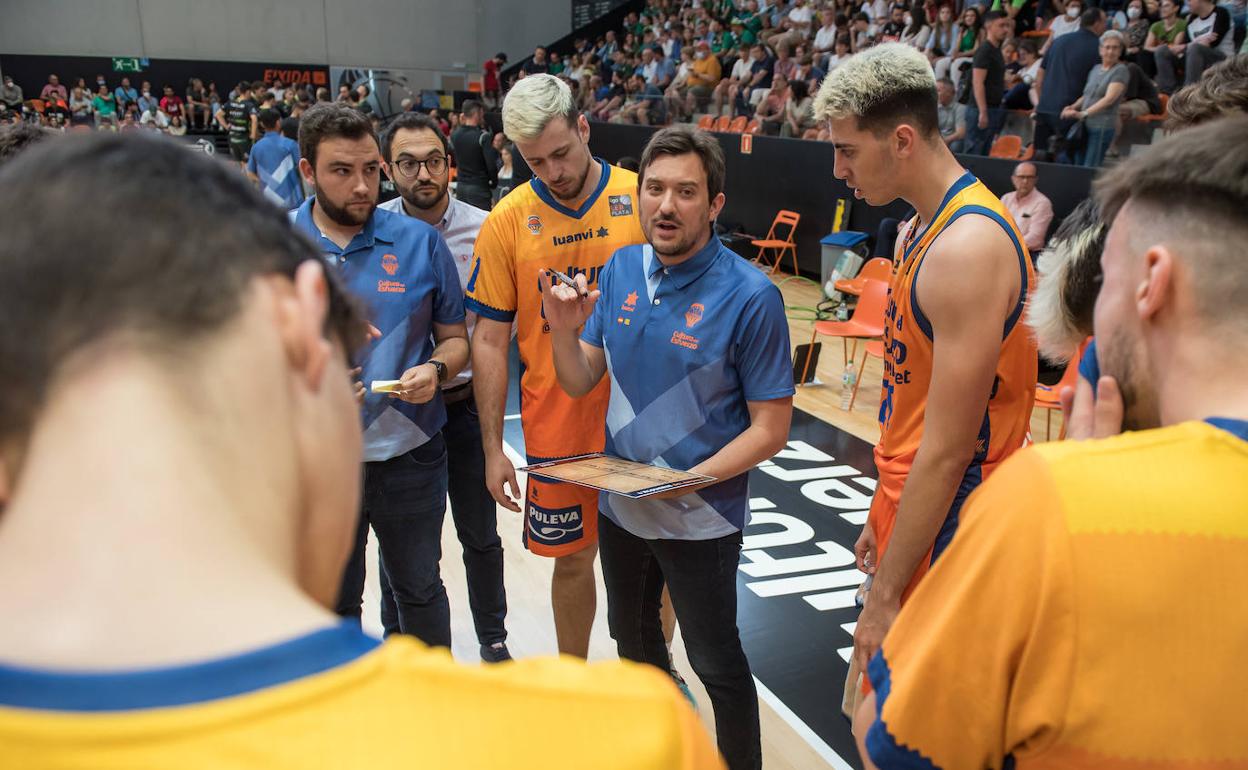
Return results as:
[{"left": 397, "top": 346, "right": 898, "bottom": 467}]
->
[
  {"left": 608, "top": 194, "right": 633, "bottom": 217},
  {"left": 622, "top": 290, "right": 638, "bottom": 312},
  {"left": 381, "top": 253, "right": 398, "bottom": 276},
  {"left": 377, "top": 280, "right": 406, "bottom": 293}
]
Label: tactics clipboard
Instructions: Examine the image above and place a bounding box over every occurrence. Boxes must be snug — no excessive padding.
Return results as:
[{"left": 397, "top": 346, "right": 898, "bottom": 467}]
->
[{"left": 517, "top": 453, "right": 715, "bottom": 499}]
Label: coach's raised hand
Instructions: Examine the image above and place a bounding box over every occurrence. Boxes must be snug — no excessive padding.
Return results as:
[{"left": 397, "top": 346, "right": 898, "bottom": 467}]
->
[{"left": 538, "top": 269, "right": 599, "bottom": 331}]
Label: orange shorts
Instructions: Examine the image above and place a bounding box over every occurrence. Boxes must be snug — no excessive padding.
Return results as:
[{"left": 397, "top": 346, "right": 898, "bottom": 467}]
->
[{"left": 522, "top": 475, "right": 599, "bottom": 558}]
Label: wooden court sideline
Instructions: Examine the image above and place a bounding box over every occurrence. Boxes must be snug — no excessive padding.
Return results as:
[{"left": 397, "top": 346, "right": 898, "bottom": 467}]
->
[{"left": 357, "top": 270, "right": 1063, "bottom": 770}]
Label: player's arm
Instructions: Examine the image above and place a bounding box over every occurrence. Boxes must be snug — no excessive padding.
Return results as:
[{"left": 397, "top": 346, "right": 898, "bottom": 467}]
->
[
  {"left": 214, "top": 104, "right": 227, "bottom": 131},
  {"left": 852, "top": 216, "right": 1020, "bottom": 671},
  {"left": 472, "top": 317, "right": 520, "bottom": 511}
]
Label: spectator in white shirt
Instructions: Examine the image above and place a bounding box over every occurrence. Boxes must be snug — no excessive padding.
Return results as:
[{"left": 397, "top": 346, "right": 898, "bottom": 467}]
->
[
  {"left": 1001, "top": 162, "right": 1054, "bottom": 253},
  {"left": 768, "top": 0, "right": 816, "bottom": 53}
]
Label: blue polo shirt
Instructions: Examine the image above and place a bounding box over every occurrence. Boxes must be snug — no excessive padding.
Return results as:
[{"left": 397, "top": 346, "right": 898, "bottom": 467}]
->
[
  {"left": 291, "top": 199, "right": 465, "bottom": 462},
  {"left": 582, "top": 238, "right": 795, "bottom": 540},
  {"left": 248, "top": 132, "right": 304, "bottom": 210}
]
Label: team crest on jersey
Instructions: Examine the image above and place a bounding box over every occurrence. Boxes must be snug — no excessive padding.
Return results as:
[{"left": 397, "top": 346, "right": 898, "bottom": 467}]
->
[
  {"left": 381, "top": 253, "right": 398, "bottom": 276},
  {"left": 685, "top": 302, "right": 704, "bottom": 328},
  {"left": 527, "top": 215, "right": 543, "bottom": 235},
  {"left": 609, "top": 194, "right": 633, "bottom": 217}
]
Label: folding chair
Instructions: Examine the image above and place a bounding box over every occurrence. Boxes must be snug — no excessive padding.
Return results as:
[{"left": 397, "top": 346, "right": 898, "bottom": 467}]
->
[{"left": 750, "top": 210, "right": 801, "bottom": 275}]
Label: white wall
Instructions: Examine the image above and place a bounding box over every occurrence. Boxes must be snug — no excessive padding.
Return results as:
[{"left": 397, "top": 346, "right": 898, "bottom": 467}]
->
[{"left": 0, "top": 0, "right": 570, "bottom": 79}]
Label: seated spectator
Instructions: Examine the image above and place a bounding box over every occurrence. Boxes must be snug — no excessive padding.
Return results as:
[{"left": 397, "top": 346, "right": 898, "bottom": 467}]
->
[
  {"left": 335, "top": 84, "right": 351, "bottom": 102},
  {"left": 1155, "top": 0, "right": 1234, "bottom": 92},
  {"left": 141, "top": 105, "right": 170, "bottom": 130},
  {"left": 664, "top": 47, "right": 697, "bottom": 122},
  {"left": 523, "top": 46, "right": 550, "bottom": 75},
  {"left": 827, "top": 34, "right": 855, "bottom": 72},
  {"left": 936, "top": 76, "right": 968, "bottom": 150},
  {"left": 1165, "top": 53, "right": 1248, "bottom": 129},
  {"left": 814, "top": 8, "right": 842, "bottom": 66},
  {"left": 548, "top": 51, "right": 566, "bottom": 76},
  {"left": 592, "top": 70, "right": 629, "bottom": 121},
  {"left": 167, "top": 113, "right": 187, "bottom": 136},
  {"left": 772, "top": 45, "right": 798, "bottom": 83},
  {"left": 1001, "top": 161, "right": 1054, "bottom": 252},
  {"left": 879, "top": 3, "right": 909, "bottom": 41},
  {"left": 684, "top": 39, "right": 722, "bottom": 114},
  {"left": 353, "top": 85, "right": 372, "bottom": 115},
  {"left": 1117, "top": 59, "right": 1162, "bottom": 125},
  {"left": 791, "top": 47, "right": 826, "bottom": 91},
  {"left": 640, "top": 46, "right": 676, "bottom": 89},
  {"left": 137, "top": 83, "right": 159, "bottom": 116},
  {"left": 186, "top": 78, "right": 211, "bottom": 129},
  {"left": 781, "top": 79, "right": 816, "bottom": 137},
  {"left": 114, "top": 77, "right": 138, "bottom": 114},
  {"left": 612, "top": 73, "right": 666, "bottom": 125},
  {"left": 710, "top": 44, "right": 753, "bottom": 116},
  {"left": 733, "top": 43, "right": 775, "bottom": 116},
  {"left": 1144, "top": 0, "right": 1187, "bottom": 89},
  {"left": 92, "top": 85, "right": 118, "bottom": 129},
  {"left": 1, "top": 75, "right": 22, "bottom": 115},
  {"left": 926, "top": 5, "right": 958, "bottom": 69},
  {"left": 40, "top": 74, "right": 67, "bottom": 102},
  {"left": 0, "top": 131, "right": 721, "bottom": 770},
  {"left": 1061, "top": 30, "right": 1129, "bottom": 167},
  {"left": 1121, "top": 0, "right": 1152, "bottom": 66},
  {"left": 493, "top": 144, "right": 518, "bottom": 204},
  {"left": 941, "top": 7, "right": 982, "bottom": 85},
  {"left": 768, "top": 0, "right": 816, "bottom": 53},
  {"left": 1045, "top": 0, "right": 1084, "bottom": 45},
  {"left": 1003, "top": 38, "right": 1042, "bottom": 107},
  {"left": 68, "top": 87, "right": 94, "bottom": 127},
  {"left": 754, "top": 73, "right": 790, "bottom": 134},
  {"left": 850, "top": 12, "right": 878, "bottom": 52},
  {"left": 900, "top": 3, "right": 933, "bottom": 48},
  {"left": 160, "top": 85, "right": 186, "bottom": 122},
  {"left": 854, "top": 115, "right": 1248, "bottom": 770},
  {"left": 42, "top": 93, "right": 70, "bottom": 128}
]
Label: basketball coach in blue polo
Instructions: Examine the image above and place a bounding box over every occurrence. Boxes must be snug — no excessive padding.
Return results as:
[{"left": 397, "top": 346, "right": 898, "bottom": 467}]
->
[{"left": 539, "top": 124, "right": 795, "bottom": 770}]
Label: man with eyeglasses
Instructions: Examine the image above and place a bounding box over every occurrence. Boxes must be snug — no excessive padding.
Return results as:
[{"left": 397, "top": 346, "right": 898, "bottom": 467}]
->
[
  {"left": 450, "top": 99, "right": 498, "bottom": 211},
  {"left": 1001, "top": 161, "right": 1052, "bottom": 253},
  {"left": 378, "top": 112, "right": 512, "bottom": 662}
]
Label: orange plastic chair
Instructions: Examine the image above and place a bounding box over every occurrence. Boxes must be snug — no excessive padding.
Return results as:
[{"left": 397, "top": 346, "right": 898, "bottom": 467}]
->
[
  {"left": 728, "top": 115, "right": 748, "bottom": 133},
  {"left": 713, "top": 115, "right": 732, "bottom": 132},
  {"left": 750, "top": 210, "right": 801, "bottom": 275},
  {"left": 1033, "top": 340, "right": 1090, "bottom": 440},
  {"left": 697, "top": 114, "right": 715, "bottom": 130},
  {"left": 745, "top": 118, "right": 762, "bottom": 134},
  {"left": 990, "top": 134, "right": 1023, "bottom": 159},
  {"left": 798, "top": 279, "right": 889, "bottom": 389},
  {"left": 467, "top": 82, "right": 483, "bottom": 93},
  {"left": 1022, "top": 29, "right": 1051, "bottom": 38},
  {"left": 833, "top": 257, "right": 893, "bottom": 297},
  {"left": 847, "top": 339, "right": 887, "bottom": 411}
]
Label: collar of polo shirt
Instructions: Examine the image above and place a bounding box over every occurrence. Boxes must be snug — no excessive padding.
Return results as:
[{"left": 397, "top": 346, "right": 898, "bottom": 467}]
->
[
  {"left": 297, "top": 197, "right": 398, "bottom": 252},
  {"left": 645, "top": 232, "right": 722, "bottom": 290}
]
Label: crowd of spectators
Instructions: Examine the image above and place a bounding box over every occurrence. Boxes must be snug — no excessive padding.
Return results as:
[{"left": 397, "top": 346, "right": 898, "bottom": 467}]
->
[{"left": 504, "top": 0, "right": 1247, "bottom": 166}]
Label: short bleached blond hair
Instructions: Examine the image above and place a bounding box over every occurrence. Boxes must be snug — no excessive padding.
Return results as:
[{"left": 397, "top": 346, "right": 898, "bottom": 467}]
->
[
  {"left": 813, "top": 43, "right": 938, "bottom": 135},
  {"left": 502, "top": 74, "right": 577, "bottom": 143}
]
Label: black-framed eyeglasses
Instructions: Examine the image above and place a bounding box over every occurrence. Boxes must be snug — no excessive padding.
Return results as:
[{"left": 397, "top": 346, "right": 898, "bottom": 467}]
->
[{"left": 393, "top": 155, "right": 447, "bottom": 177}]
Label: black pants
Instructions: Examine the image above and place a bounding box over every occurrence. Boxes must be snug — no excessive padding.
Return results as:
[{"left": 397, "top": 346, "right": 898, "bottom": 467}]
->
[
  {"left": 381, "top": 395, "right": 508, "bottom": 645},
  {"left": 598, "top": 514, "right": 761, "bottom": 770},
  {"left": 336, "top": 433, "right": 451, "bottom": 647},
  {"left": 455, "top": 181, "right": 493, "bottom": 211}
]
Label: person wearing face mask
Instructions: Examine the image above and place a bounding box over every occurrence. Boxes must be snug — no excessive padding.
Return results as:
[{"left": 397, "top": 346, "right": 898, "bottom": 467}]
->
[
  {"left": 1044, "top": 0, "right": 1085, "bottom": 50},
  {"left": 683, "top": 39, "right": 722, "bottom": 116},
  {"left": 137, "top": 83, "right": 159, "bottom": 117},
  {"left": 1033, "top": 7, "right": 1107, "bottom": 161},
  {"left": 1121, "top": 0, "right": 1154, "bottom": 65}
]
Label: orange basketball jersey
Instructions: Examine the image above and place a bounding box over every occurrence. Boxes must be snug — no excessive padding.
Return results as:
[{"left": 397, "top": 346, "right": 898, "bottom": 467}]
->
[{"left": 869, "top": 171, "right": 1037, "bottom": 591}]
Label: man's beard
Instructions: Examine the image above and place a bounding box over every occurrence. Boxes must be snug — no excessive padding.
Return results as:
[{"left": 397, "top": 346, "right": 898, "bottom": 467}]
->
[
  {"left": 1100, "top": 326, "right": 1160, "bottom": 431},
  {"left": 547, "top": 154, "right": 593, "bottom": 203},
  {"left": 397, "top": 178, "right": 447, "bottom": 212},
  {"left": 314, "top": 182, "right": 376, "bottom": 227},
  {"left": 644, "top": 214, "right": 707, "bottom": 258}
]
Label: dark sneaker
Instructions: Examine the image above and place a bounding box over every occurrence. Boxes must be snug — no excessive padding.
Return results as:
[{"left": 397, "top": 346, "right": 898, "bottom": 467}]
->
[{"left": 480, "top": 642, "right": 512, "bottom": 663}]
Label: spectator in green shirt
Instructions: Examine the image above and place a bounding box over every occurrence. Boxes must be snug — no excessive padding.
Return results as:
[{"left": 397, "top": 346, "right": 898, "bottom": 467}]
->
[{"left": 92, "top": 85, "right": 119, "bottom": 129}]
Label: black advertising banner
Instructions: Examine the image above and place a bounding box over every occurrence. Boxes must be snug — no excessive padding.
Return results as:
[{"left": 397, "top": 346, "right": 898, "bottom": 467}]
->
[{"left": 737, "top": 408, "right": 876, "bottom": 769}]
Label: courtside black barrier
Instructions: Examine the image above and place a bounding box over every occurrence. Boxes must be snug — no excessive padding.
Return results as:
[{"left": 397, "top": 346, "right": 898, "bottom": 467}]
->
[{"left": 588, "top": 121, "right": 1099, "bottom": 279}]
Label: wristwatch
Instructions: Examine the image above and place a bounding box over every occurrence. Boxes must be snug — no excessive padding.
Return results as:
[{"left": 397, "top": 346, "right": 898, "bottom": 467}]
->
[{"left": 428, "top": 359, "right": 448, "bottom": 383}]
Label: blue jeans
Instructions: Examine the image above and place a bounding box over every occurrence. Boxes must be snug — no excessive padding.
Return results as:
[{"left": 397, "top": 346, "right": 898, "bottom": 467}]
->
[
  {"left": 381, "top": 394, "right": 508, "bottom": 645},
  {"left": 598, "top": 514, "right": 761, "bottom": 770},
  {"left": 336, "top": 432, "right": 451, "bottom": 647},
  {"left": 1075, "top": 125, "right": 1115, "bottom": 167},
  {"left": 963, "top": 104, "right": 1007, "bottom": 156}
]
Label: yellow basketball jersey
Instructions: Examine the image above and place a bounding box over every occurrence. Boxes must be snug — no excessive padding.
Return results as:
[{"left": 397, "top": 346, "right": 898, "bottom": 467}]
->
[
  {"left": 465, "top": 160, "right": 645, "bottom": 460},
  {"left": 0, "top": 627, "right": 722, "bottom": 769}
]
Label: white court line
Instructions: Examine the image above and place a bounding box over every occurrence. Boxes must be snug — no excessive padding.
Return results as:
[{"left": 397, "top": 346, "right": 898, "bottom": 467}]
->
[{"left": 754, "top": 677, "right": 856, "bottom": 770}]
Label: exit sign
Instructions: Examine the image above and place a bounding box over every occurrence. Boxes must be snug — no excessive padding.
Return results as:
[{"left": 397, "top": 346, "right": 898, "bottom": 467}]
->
[{"left": 112, "top": 57, "right": 142, "bottom": 73}]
